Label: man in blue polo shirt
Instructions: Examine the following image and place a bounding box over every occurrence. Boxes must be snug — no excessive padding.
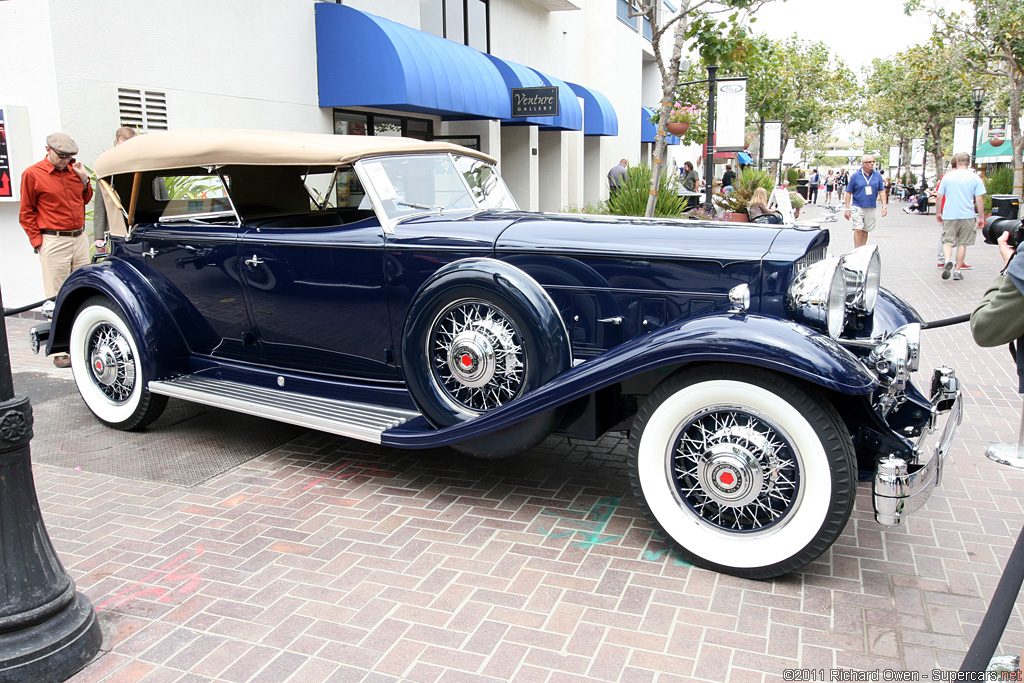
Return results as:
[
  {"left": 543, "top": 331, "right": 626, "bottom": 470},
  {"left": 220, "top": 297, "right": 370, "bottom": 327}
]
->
[{"left": 843, "top": 155, "right": 888, "bottom": 247}]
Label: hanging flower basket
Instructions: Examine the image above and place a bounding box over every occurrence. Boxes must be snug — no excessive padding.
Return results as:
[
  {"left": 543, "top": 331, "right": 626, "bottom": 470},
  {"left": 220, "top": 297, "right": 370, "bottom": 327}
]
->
[
  {"left": 667, "top": 122, "right": 690, "bottom": 135},
  {"left": 991, "top": 137, "right": 1005, "bottom": 147}
]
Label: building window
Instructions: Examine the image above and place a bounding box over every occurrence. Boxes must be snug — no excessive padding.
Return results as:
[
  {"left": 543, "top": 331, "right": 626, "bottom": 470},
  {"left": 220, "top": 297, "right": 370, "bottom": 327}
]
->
[
  {"left": 421, "top": 0, "right": 490, "bottom": 53},
  {"left": 118, "top": 88, "right": 168, "bottom": 132},
  {"left": 616, "top": 0, "right": 638, "bottom": 32},
  {"left": 333, "top": 110, "right": 434, "bottom": 141}
]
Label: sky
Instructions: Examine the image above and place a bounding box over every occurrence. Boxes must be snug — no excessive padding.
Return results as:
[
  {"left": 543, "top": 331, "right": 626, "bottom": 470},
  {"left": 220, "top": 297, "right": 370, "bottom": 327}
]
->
[{"left": 749, "top": 0, "right": 969, "bottom": 76}]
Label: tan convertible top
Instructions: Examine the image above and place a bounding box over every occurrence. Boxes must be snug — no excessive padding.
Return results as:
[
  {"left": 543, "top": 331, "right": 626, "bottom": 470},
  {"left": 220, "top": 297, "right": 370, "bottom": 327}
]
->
[{"left": 94, "top": 128, "right": 496, "bottom": 177}]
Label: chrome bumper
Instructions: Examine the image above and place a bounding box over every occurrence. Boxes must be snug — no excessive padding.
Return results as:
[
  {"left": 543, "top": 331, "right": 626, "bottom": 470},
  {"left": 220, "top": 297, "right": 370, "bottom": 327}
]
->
[{"left": 873, "top": 367, "right": 962, "bottom": 526}]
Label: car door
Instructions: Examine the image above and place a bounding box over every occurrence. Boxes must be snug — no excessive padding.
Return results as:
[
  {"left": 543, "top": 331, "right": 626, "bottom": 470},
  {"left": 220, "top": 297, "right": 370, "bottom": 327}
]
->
[
  {"left": 238, "top": 215, "right": 395, "bottom": 380},
  {"left": 136, "top": 170, "right": 258, "bottom": 362}
]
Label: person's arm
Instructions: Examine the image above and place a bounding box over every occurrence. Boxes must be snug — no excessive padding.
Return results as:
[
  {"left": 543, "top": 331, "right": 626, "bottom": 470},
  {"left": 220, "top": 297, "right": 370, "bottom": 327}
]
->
[
  {"left": 843, "top": 190, "right": 853, "bottom": 220},
  {"left": 975, "top": 194, "right": 985, "bottom": 229},
  {"left": 880, "top": 178, "right": 888, "bottom": 217},
  {"left": 18, "top": 172, "right": 42, "bottom": 250},
  {"left": 971, "top": 275, "right": 1024, "bottom": 347}
]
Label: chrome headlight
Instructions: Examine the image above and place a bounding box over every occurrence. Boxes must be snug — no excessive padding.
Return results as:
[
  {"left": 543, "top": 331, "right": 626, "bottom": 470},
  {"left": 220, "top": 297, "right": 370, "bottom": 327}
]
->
[
  {"left": 840, "top": 245, "right": 881, "bottom": 314},
  {"left": 786, "top": 257, "right": 847, "bottom": 338},
  {"left": 868, "top": 323, "right": 921, "bottom": 391}
]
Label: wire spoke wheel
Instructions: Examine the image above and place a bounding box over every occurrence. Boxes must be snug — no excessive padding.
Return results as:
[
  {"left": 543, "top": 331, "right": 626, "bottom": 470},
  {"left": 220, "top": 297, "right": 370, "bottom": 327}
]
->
[
  {"left": 86, "top": 322, "right": 137, "bottom": 403},
  {"left": 672, "top": 407, "right": 801, "bottom": 533},
  {"left": 70, "top": 296, "right": 167, "bottom": 430},
  {"left": 429, "top": 299, "right": 526, "bottom": 415},
  {"left": 628, "top": 366, "right": 855, "bottom": 579}
]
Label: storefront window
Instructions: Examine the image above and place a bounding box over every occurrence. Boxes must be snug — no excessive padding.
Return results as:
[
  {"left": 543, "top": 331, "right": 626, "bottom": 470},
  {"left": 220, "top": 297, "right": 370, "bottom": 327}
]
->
[
  {"left": 334, "top": 112, "right": 368, "bottom": 136},
  {"left": 420, "top": 0, "right": 489, "bottom": 53},
  {"left": 333, "top": 110, "right": 434, "bottom": 142}
]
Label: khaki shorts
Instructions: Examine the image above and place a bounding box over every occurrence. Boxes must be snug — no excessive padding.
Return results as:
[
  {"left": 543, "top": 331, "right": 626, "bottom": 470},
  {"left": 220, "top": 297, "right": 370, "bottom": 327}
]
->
[
  {"left": 851, "top": 207, "right": 877, "bottom": 232},
  {"left": 39, "top": 231, "right": 90, "bottom": 298},
  {"left": 942, "top": 218, "right": 978, "bottom": 247}
]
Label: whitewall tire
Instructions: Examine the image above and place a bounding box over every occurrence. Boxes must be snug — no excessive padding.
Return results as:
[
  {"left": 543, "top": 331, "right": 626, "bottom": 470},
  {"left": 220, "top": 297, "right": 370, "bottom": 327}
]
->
[
  {"left": 628, "top": 365, "right": 855, "bottom": 579},
  {"left": 69, "top": 296, "right": 167, "bottom": 430}
]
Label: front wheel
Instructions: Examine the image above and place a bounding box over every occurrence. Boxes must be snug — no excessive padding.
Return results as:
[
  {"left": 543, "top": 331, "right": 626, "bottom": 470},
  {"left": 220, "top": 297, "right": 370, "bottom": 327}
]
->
[
  {"left": 628, "top": 365, "right": 855, "bottom": 579},
  {"left": 69, "top": 296, "right": 167, "bottom": 430}
]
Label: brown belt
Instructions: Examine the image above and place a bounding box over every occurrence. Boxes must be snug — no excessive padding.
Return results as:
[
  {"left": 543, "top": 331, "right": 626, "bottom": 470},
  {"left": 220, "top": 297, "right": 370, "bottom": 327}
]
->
[{"left": 40, "top": 229, "right": 83, "bottom": 237}]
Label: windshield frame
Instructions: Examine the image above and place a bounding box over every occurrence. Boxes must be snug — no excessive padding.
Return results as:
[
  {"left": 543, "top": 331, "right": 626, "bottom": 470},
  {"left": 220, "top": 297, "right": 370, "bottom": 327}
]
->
[{"left": 354, "top": 152, "right": 517, "bottom": 233}]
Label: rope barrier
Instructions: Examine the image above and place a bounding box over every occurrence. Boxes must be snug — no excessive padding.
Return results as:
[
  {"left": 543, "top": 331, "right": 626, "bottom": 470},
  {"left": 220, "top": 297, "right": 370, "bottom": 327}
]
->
[{"left": 3, "top": 298, "right": 52, "bottom": 318}]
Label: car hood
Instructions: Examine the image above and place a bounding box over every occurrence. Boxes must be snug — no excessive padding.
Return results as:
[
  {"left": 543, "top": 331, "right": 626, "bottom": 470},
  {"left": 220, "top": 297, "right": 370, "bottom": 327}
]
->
[{"left": 490, "top": 211, "right": 813, "bottom": 262}]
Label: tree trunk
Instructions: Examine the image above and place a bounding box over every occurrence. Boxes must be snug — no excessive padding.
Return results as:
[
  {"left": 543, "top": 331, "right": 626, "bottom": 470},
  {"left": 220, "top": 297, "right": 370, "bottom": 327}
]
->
[
  {"left": 645, "top": 3, "right": 691, "bottom": 218},
  {"left": 1007, "top": 53, "right": 1023, "bottom": 198}
]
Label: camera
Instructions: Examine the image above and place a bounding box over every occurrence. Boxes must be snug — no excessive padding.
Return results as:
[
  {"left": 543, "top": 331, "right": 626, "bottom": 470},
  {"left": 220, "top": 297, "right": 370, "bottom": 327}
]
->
[
  {"left": 984, "top": 195, "right": 1022, "bottom": 248},
  {"left": 983, "top": 216, "right": 1023, "bottom": 248}
]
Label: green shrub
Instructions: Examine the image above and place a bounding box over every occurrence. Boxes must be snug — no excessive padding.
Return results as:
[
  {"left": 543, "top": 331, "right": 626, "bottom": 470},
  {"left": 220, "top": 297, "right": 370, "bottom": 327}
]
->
[
  {"left": 786, "top": 168, "right": 800, "bottom": 186},
  {"left": 983, "top": 167, "right": 1014, "bottom": 214},
  {"left": 606, "top": 165, "right": 687, "bottom": 217},
  {"left": 563, "top": 201, "right": 608, "bottom": 214},
  {"left": 716, "top": 168, "right": 775, "bottom": 215}
]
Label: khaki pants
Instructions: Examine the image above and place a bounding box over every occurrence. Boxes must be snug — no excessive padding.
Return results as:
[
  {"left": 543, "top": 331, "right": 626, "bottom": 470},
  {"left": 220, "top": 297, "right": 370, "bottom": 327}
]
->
[{"left": 40, "top": 232, "right": 90, "bottom": 298}]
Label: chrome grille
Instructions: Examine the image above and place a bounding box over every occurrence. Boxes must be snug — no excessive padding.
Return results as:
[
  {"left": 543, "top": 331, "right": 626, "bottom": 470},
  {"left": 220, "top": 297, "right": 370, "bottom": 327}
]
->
[{"left": 795, "top": 246, "right": 827, "bottom": 273}]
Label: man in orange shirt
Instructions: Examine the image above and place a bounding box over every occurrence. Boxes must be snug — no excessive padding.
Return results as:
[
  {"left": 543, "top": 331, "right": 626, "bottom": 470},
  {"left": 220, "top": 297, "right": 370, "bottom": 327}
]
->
[{"left": 19, "top": 132, "right": 93, "bottom": 367}]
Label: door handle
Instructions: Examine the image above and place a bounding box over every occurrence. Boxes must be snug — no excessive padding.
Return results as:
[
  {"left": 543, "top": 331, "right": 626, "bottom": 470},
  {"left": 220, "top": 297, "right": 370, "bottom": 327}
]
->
[
  {"left": 143, "top": 248, "right": 158, "bottom": 258},
  {"left": 244, "top": 255, "right": 264, "bottom": 267},
  {"left": 597, "top": 316, "right": 623, "bottom": 325}
]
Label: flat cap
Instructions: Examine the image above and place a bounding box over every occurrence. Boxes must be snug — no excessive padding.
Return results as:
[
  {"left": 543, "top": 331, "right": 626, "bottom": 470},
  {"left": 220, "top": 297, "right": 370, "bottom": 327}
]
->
[{"left": 45, "top": 132, "right": 79, "bottom": 155}]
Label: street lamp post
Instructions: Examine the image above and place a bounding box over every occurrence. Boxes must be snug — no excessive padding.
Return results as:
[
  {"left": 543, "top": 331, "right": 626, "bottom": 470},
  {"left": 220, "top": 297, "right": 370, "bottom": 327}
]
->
[
  {"left": 758, "top": 116, "right": 765, "bottom": 172},
  {"left": 0, "top": 286, "right": 101, "bottom": 681},
  {"left": 971, "top": 87, "right": 985, "bottom": 169},
  {"left": 703, "top": 65, "right": 718, "bottom": 211}
]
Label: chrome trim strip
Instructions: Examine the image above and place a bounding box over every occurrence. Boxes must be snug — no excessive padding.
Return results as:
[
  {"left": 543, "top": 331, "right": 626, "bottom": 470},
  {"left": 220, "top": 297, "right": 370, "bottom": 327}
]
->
[{"left": 148, "top": 376, "right": 420, "bottom": 444}]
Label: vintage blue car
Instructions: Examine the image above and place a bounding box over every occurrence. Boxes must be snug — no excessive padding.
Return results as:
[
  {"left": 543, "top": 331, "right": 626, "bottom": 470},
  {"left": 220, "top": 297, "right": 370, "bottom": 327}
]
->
[{"left": 48, "top": 129, "right": 962, "bottom": 579}]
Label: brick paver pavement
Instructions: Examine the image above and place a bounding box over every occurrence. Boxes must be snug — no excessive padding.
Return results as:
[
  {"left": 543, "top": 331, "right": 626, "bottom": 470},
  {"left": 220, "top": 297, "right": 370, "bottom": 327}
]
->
[{"left": 6, "top": 198, "right": 1024, "bottom": 682}]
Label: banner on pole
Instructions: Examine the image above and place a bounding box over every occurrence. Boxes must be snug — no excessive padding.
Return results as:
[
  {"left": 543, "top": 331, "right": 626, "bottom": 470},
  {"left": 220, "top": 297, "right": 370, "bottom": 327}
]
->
[
  {"left": 888, "top": 145, "right": 901, "bottom": 168},
  {"left": 910, "top": 138, "right": 926, "bottom": 166},
  {"left": 989, "top": 117, "right": 1007, "bottom": 140},
  {"left": 715, "top": 79, "right": 747, "bottom": 151},
  {"left": 763, "top": 121, "right": 782, "bottom": 160},
  {"left": 952, "top": 117, "right": 975, "bottom": 156}
]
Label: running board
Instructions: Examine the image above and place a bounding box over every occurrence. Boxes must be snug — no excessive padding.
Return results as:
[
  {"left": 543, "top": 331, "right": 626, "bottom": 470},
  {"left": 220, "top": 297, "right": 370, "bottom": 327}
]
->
[{"left": 148, "top": 376, "right": 421, "bottom": 443}]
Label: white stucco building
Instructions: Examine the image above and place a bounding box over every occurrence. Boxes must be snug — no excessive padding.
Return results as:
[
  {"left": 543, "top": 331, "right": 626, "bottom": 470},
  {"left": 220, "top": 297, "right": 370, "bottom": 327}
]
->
[{"left": 2, "top": 0, "right": 696, "bottom": 308}]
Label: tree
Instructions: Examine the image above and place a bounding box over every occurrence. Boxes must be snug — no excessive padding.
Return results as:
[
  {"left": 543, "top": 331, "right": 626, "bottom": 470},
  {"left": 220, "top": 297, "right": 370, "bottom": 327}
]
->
[
  {"left": 906, "top": 0, "right": 1024, "bottom": 195},
  {"left": 633, "top": 0, "right": 776, "bottom": 218}
]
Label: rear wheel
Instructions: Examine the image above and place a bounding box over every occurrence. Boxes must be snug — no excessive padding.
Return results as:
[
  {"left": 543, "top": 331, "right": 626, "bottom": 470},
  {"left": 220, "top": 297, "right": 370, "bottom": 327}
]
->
[
  {"left": 69, "top": 296, "right": 167, "bottom": 430},
  {"left": 628, "top": 365, "right": 855, "bottom": 579}
]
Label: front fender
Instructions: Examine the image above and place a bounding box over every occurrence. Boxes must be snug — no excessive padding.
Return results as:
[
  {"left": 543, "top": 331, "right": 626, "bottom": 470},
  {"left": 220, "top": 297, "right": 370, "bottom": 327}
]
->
[
  {"left": 48, "top": 261, "right": 190, "bottom": 381},
  {"left": 383, "top": 313, "right": 878, "bottom": 448}
]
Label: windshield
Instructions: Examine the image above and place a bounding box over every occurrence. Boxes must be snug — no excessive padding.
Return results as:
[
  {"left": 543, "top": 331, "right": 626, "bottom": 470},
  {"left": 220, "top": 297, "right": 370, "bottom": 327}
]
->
[{"left": 358, "top": 153, "right": 517, "bottom": 225}]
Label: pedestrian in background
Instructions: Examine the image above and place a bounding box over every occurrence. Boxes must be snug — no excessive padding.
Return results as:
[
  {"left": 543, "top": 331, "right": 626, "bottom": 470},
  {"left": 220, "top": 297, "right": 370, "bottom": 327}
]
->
[
  {"left": 93, "top": 126, "right": 137, "bottom": 253},
  {"left": 680, "top": 161, "right": 700, "bottom": 210},
  {"left": 721, "top": 164, "right": 736, "bottom": 196},
  {"left": 607, "top": 158, "right": 627, "bottom": 195},
  {"left": 19, "top": 132, "right": 92, "bottom": 368},
  {"left": 937, "top": 152, "right": 986, "bottom": 281},
  {"left": 844, "top": 155, "right": 888, "bottom": 248},
  {"left": 808, "top": 168, "right": 820, "bottom": 204},
  {"left": 825, "top": 171, "right": 836, "bottom": 204}
]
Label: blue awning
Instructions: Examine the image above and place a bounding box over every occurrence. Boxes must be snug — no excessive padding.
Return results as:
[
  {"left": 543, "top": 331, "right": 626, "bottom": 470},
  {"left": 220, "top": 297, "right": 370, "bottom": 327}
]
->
[
  {"left": 737, "top": 151, "right": 753, "bottom": 164},
  {"left": 641, "top": 107, "right": 679, "bottom": 145},
  {"left": 315, "top": 4, "right": 509, "bottom": 119},
  {"left": 485, "top": 54, "right": 582, "bottom": 131},
  {"left": 567, "top": 82, "right": 618, "bottom": 136}
]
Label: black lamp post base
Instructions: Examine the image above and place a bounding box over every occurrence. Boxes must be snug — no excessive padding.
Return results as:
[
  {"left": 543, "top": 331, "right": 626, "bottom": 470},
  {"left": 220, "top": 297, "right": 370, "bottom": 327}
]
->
[{"left": 0, "top": 591, "right": 101, "bottom": 683}]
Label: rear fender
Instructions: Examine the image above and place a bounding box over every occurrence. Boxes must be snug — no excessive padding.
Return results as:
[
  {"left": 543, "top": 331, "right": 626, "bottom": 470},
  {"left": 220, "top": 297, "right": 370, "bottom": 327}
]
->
[
  {"left": 383, "top": 313, "right": 878, "bottom": 448},
  {"left": 48, "top": 261, "right": 189, "bottom": 380}
]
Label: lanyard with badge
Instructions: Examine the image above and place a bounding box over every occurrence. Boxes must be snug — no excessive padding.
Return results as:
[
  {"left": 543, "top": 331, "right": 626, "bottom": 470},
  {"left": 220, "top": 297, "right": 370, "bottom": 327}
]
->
[{"left": 862, "top": 170, "right": 873, "bottom": 196}]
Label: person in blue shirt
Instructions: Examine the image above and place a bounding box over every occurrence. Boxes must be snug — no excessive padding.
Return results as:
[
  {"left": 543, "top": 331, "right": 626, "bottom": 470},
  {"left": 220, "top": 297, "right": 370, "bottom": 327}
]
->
[
  {"left": 843, "top": 155, "right": 889, "bottom": 247},
  {"left": 936, "top": 152, "right": 986, "bottom": 281}
]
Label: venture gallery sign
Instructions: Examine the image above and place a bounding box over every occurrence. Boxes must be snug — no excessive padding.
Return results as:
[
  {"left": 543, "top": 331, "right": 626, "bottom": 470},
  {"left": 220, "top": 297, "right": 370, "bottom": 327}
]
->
[{"left": 511, "top": 86, "right": 559, "bottom": 118}]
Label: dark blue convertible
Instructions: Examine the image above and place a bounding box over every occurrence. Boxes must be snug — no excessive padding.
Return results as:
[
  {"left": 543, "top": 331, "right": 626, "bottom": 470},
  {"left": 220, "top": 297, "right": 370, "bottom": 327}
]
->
[{"left": 48, "top": 129, "right": 962, "bottom": 578}]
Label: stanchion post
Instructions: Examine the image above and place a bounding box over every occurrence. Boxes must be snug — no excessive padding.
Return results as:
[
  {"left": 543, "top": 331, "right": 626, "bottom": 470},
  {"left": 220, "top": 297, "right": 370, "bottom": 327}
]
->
[
  {"left": 0, "top": 285, "right": 102, "bottom": 682},
  {"left": 986, "top": 395, "right": 1024, "bottom": 468}
]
